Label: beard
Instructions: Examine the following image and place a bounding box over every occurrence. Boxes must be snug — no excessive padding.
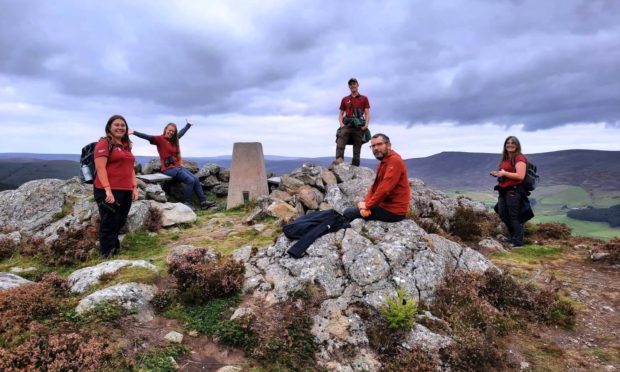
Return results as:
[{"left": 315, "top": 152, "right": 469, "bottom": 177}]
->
[{"left": 373, "top": 150, "right": 388, "bottom": 160}]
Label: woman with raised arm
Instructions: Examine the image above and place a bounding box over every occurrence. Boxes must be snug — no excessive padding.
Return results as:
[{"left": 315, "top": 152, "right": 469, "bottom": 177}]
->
[
  {"left": 94, "top": 114, "right": 139, "bottom": 257},
  {"left": 490, "top": 136, "right": 529, "bottom": 247},
  {"left": 129, "top": 120, "right": 215, "bottom": 210}
]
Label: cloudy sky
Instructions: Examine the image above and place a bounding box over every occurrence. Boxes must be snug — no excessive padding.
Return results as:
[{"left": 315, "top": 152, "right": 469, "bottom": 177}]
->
[{"left": 1, "top": 0, "right": 619, "bottom": 159}]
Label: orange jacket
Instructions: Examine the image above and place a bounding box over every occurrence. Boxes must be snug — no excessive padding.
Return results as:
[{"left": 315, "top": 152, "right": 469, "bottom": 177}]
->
[{"left": 364, "top": 150, "right": 411, "bottom": 216}]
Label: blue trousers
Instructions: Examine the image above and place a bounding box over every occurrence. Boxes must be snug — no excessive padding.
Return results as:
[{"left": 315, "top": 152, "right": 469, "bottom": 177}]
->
[{"left": 163, "top": 167, "right": 206, "bottom": 205}]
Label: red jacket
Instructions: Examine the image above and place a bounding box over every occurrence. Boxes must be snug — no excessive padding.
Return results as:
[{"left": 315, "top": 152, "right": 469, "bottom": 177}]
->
[{"left": 364, "top": 150, "right": 411, "bottom": 216}]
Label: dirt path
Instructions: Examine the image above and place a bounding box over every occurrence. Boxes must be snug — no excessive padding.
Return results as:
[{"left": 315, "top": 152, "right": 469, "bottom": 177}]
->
[{"left": 507, "top": 248, "right": 620, "bottom": 371}]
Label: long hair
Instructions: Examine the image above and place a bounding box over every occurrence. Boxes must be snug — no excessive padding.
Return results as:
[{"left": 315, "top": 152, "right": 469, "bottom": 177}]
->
[
  {"left": 104, "top": 114, "right": 132, "bottom": 149},
  {"left": 163, "top": 123, "right": 182, "bottom": 164},
  {"left": 499, "top": 135, "right": 523, "bottom": 167}
]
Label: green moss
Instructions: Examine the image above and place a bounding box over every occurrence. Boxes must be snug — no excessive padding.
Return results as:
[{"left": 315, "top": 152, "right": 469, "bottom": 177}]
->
[
  {"left": 98, "top": 266, "right": 160, "bottom": 288},
  {"left": 51, "top": 196, "right": 76, "bottom": 221}
]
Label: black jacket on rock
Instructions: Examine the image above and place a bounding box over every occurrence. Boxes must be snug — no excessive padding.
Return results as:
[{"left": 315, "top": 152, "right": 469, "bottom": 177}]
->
[{"left": 283, "top": 210, "right": 351, "bottom": 258}]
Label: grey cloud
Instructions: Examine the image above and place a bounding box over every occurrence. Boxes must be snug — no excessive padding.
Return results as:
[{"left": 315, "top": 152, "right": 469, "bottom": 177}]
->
[{"left": 0, "top": 0, "right": 619, "bottom": 130}]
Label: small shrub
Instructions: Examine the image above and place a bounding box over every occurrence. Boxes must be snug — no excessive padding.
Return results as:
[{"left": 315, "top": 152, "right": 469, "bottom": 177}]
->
[
  {"left": 0, "top": 235, "right": 19, "bottom": 259},
  {"left": 0, "top": 274, "right": 69, "bottom": 346},
  {"left": 383, "top": 346, "right": 439, "bottom": 371},
  {"left": 380, "top": 288, "right": 418, "bottom": 330},
  {"left": 151, "top": 290, "right": 176, "bottom": 313},
  {"left": 0, "top": 333, "right": 113, "bottom": 371},
  {"left": 163, "top": 294, "right": 241, "bottom": 335},
  {"left": 215, "top": 317, "right": 257, "bottom": 351},
  {"left": 144, "top": 205, "right": 163, "bottom": 232},
  {"left": 598, "top": 237, "right": 620, "bottom": 264},
  {"left": 43, "top": 226, "right": 98, "bottom": 265},
  {"left": 533, "top": 223, "right": 572, "bottom": 241},
  {"left": 450, "top": 207, "right": 485, "bottom": 241},
  {"left": 168, "top": 249, "right": 245, "bottom": 303}
]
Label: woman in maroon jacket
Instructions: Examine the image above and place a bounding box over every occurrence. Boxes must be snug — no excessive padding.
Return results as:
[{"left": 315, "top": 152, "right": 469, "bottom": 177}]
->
[
  {"left": 490, "top": 136, "right": 528, "bottom": 247},
  {"left": 94, "top": 114, "right": 139, "bottom": 257},
  {"left": 130, "top": 120, "right": 215, "bottom": 210}
]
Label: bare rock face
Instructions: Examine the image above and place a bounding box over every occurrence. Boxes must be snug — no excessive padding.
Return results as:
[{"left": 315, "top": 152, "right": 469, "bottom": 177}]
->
[
  {"left": 68, "top": 259, "right": 159, "bottom": 293},
  {"left": 145, "top": 184, "right": 167, "bottom": 202},
  {"left": 297, "top": 185, "right": 324, "bottom": 210},
  {"left": 0, "top": 272, "right": 33, "bottom": 290},
  {"left": 234, "top": 217, "right": 495, "bottom": 370},
  {"left": 150, "top": 202, "right": 197, "bottom": 227},
  {"left": 75, "top": 282, "right": 157, "bottom": 322}
]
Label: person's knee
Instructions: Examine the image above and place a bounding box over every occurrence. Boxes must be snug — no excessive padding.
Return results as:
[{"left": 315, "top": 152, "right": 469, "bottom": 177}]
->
[{"left": 343, "top": 207, "right": 359, "bottom": 221}]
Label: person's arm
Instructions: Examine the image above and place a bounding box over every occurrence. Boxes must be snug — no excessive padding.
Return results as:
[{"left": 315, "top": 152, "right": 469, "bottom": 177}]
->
[
  {"left": 499, "top": 161, "right": 526, "bottom": 181},
  {"left": 94, "top": 157, "right": 115, "bottom": 203},
  {"left": 132, "top": 171, "right": 139, "bottom": 201},
  {"left": 178, "top": 122, "right": 192, "bottom": 139},
  {"left": 365, "top": 160, "right": 403, "bottom": 208},
  {"left": 362, "top": 108, "right": 370, "bottom": 130},
  {"left": 129, "top": 129, "right": 155, "bottom": 143}
]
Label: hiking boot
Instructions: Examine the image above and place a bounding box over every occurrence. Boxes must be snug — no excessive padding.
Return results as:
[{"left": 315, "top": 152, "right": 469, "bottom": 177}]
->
[
  {"left": 200, "top": 200, "right": 216, "bottom": 210},
  {"left": 329, "top": 157, "right": 344, "bottom": 170}
]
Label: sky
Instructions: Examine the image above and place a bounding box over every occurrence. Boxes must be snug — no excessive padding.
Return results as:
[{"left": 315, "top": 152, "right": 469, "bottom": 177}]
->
[{"left": 1, "top": 0, "right": 619, "bottom": 159}]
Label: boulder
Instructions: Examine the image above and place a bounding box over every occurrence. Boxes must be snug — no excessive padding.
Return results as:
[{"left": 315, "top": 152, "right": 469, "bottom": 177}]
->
[
  {"left": 151, "top": 202, "right": 197, "bottom": 227},
  {"left": 75, "top": 282, "right": 157, "bottom": 322},
  {"left": 266, "top": 200, "right": 302, "bottom": 223},
  {"left": 297, "top": 185, "right": 324, "bottom": 210},
  {"left": 200, "top": 175, "right": 221, "bottom": 188},
  {"left": 218, "top": 168, "right": 230, "bottom": 182},
  {"left": 181, "top": 160, "right": 199, "bottom": 173},
  {"left": 68, "top": 259, "right": 159, "bottom": 293},
  {"left": 145, "top": 184, "right": 167, "bottom": 202},
  {"left": 196, "top": 163, "right": 221, "bottom": 179},
  {"left": 212, "top": 184, "right": 229, "bottom": 197},
  {"left": 280, "top": 175, "right": 305, "bottom": 194},
  {"left": 0, "top": 272, "right": 33, "bottom": 290},
  {"left": 143, "top": 159, "right": 161, "bottom": 174}
]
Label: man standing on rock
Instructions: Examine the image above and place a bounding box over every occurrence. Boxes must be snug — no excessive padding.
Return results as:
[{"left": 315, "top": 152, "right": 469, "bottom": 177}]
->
[
  {"left": 343, "top": 133, "right": 410, "bottom": 222},
  {"left": 335, "top": 78, "right": 370, "bottom": 167}
]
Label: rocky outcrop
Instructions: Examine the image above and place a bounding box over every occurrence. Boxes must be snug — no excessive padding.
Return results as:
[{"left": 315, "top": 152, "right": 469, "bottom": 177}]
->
[
  {"left": 233, "top": 215, "right": 495, "bottom": 369},
  {"left": 0, "top": 178, "right": 198, "bottom": 249},
  {"left": 68, "top": 259, "right": 159, "bottom": 293}
]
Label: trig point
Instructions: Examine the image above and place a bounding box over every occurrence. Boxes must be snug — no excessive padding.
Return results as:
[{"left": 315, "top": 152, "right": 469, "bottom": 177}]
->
[{"left": 226, "top": 142, "right": 269, "bottom": 210}]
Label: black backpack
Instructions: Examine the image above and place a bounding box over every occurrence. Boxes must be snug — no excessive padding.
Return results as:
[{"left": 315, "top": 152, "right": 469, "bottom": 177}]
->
[
  {"left": 80, "top": 140, "right": 112, "bottom": 184},
  {"left": 513, "top": 157, "right": 539, "bottom": 192}
]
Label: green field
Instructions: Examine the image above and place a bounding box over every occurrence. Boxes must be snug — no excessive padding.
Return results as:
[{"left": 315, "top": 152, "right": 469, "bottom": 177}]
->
[{"left": 448, "top": 185, "right": 620, "bottom": 240}]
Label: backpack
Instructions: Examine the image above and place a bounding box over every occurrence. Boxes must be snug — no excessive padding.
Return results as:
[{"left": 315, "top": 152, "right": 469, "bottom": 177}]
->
[
  {"left": 80, "top": 140, "right": 112, "bottom": 184},
  {"left": 513, "top": 156, "right": 539, "bottom": 192}
]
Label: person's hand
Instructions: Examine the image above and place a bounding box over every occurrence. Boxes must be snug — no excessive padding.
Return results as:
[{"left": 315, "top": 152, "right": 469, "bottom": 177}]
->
[
  {"left": 128, "top": 129, "right": 134, "bottom": 135},
  {"left": 361, "top": 125, "right": 368, "bottom": 131},
  {"left": 132, "top": 188, "right": 139, "bottom": 201},
  {"left": 357, "top": 201, "right": 367, "bottom": 210},
  {"left": 105, "top": 189, "right": 115, "bottom": 204},
  {"left": 186, "top": 118, "right": 193, "bottom": 126}
]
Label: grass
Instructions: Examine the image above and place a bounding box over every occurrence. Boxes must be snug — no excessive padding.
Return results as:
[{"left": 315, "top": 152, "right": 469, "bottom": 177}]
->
[
  {"left": 98, "top": 266, "right": 160, "bottom": 288},
  {"left": 162, "top": 294, "right": 241, "bottom": 335},
  {"left": 492, "top": 244, "right": 563, "bottom": 265},
  {"left": 532, "top": 213, "right": 620, "bottom": 240},
  {"left": 196, "top": 228, "right": 278, "bottom": 255},
  {"left": 118, "top": 231, "right": 168, "bottom": 270},
  {"left": 135, "top": 343, "right": 187, "bottom": 372}
]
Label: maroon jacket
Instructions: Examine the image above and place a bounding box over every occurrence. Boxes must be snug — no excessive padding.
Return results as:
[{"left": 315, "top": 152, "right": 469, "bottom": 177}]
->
[{"left": 364, "top": 150, "right": 411, "bottom": 216}]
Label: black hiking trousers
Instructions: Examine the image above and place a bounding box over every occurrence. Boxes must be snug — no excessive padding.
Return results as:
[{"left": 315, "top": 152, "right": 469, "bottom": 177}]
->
[
  {"left": 343, "top": 206, "right": 406, "bottom": 223},
  {"left": 497, "top": 187, "right": 524, "bottom": 245},
  {"left": 94, "top": 188, "right": 133, "bottom": 257}
]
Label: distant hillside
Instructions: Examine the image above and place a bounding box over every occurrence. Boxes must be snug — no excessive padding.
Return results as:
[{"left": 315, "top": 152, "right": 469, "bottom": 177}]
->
[
  {"left": 1, "top": 150, "right": 618, "bottom": 193},
  {"left": 409, "top": 150, "right": 620, "bottom": 192}
]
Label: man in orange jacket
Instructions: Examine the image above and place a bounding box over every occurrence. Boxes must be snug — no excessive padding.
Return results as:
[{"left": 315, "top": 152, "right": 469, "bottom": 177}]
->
[{"left": 343, "top": 133, "right": 411, "bottom": 222}]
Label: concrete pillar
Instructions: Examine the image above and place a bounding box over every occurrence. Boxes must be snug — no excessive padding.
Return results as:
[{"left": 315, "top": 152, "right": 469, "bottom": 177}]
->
[{"left": 226, "top": 142, "right": 269, "bottom": 210}]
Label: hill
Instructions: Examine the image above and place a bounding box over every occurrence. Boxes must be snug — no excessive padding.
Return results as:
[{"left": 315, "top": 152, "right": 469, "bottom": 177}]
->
[{"left": 1, "top": 150, "right": 618, "bottom": 193}]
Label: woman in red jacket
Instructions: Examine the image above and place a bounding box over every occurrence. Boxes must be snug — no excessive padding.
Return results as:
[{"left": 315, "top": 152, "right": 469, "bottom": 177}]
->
[
  {"left": 490, "top": 136, "right": 527, "bottom": 247},
  {"left": 93, "top": 115, "right": 139, "bottom": 257},
  {"left": 130, "top": 120, "right": 215, "bottom": 210}
]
